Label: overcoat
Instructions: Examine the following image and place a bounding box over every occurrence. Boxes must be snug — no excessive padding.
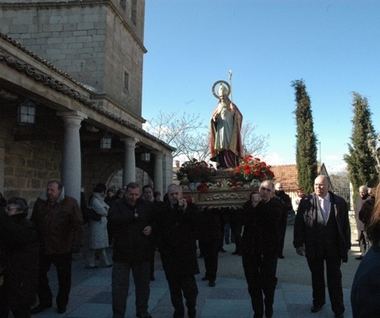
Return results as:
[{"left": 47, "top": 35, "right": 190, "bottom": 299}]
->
[{"left": 157, "top": 202, "right": 199, "bottom": 275}]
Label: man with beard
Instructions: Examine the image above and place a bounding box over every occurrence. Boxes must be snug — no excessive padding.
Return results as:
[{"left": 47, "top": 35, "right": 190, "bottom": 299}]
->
[
  {"left": 31, "top": 180, "right": 82, "bottom": 314},
  {"left": 157, "top": 184, "right": 199, "bottom": 318}
]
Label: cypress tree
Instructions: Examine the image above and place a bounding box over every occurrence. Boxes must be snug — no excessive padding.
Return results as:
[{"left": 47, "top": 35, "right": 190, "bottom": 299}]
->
[
  {"left": 292, "top": 79, "right": 318, "bottom": 194},
  {"left": 344, "top": 92, "right": 378, "bottom": 191}
]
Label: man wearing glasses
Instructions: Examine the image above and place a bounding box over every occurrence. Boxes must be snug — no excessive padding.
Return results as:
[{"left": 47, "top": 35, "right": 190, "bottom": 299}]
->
[{"left": 242, "top": 180, "right": 283, "bottom": 318}]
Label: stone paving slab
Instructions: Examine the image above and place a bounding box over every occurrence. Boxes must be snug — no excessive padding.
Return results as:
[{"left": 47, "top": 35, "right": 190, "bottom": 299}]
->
[
  {"left": 33, "top": 268, "right": 354, "bottom": 318},
  {"left": 33, "top": 224, "right": 360, "bottom": 318}
]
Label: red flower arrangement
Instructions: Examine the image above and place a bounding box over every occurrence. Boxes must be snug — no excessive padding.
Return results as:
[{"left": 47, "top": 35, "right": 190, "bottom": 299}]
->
[
  {"left": 234, "top": 155, "right": 274, "bottom": 182},
  {"left": 177, "top": 159, "right": 216, "bottom": 183}
]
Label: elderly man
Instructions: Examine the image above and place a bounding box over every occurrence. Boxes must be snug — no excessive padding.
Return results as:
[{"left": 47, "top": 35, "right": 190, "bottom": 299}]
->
[
  {"left": 157, "top": 184, "right": 199, "bottom": 318},
  {"left": 355, "top": 185, "right": 370, "bottom": 260},
  {"left": 31, "top": 180, "right": 83, "bottom": 314},
  {"left": 294, "top": 175, "right": 350, "bottom": 318},
  {"left": 241, "top": 180, "right": 283, "bottom": 318},
  {"left": 108, "top": 182, "right": 154, "bottom": 318}
]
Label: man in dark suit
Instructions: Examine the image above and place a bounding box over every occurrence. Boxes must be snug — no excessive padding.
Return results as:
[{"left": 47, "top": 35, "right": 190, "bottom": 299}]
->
[
  {"left": 241, "top": 181, "right": 283, "bottom": 318},
  {"left": 294, "top": 175, "right": 351, "bottom": 318},
  {"left": 157, "top": 184, "right": 199, "bottom": 318}
]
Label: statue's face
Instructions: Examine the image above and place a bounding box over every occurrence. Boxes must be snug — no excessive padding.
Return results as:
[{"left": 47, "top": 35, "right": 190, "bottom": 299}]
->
[{"left": 218, "top": 84, "right": 228, "bottom": 97}]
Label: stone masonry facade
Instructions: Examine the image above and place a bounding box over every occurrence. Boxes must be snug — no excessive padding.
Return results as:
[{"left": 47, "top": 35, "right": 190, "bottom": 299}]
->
[{"left": 0, "top": 0, "right": 146, "bottom": 118}]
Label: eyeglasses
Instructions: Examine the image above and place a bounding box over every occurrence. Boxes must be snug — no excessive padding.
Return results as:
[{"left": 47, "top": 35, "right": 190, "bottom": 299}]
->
[{"left": 260, "top": 187, "right": 272, "bottom": 192}]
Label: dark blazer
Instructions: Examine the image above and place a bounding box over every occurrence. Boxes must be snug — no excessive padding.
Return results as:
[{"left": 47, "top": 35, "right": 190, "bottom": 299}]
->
[
  {"left": 293, "top": 191, "right": 351, "bottom": 262},
  {"left": 157, "top": 201, "right": 199, "bottom": 275},
  {"left": 351, "top": 246, "right": 380, "bottom": 318},
  {"left": 241, "top": 197, "right": 283, "bottom": 256},
  {"left": 108, "top": 198, "right": 154, "bottom": 263}
]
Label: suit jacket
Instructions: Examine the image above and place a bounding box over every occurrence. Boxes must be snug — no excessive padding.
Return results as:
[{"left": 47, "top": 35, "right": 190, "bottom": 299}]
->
[
  {"left": 157, "top": 201, "right": 199, "bottom": 275},
  {"left": 293, "top": 191, "right": 351, "bottom": 262},
  {"left": 241, "top": 197, "right": 282, "bottom": 256},
  {"left": 108, "top": 198, "right": 154, "bottom": 263}
]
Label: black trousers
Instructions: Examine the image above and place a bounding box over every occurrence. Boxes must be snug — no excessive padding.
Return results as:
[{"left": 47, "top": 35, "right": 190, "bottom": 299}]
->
[
  {"left": 0, "top": 306, "right": 30, "bottom": 318},
  {"left": 163, "top": 269, "right": 198, "bottom": 318},
  {"left": 0, "top": 273, "right": 33, "bottom": 318},
  {"left": 278, "top": 221, "right": 287, "bottom": 257},
  {"left": 199, "top": 239, "right": 219, "bottom": 282},
  {"left": 112, "top": 261, "right": 151, "bottom": 318},
  {"left": 242, "top": 253, "right": 278, "bottom": 317},
  {"left": 37, "top": 252, "right": 72, "bottom": 308},
  {"left": 230, "top": 219, "right": 242, "bottom": 253},
  {"left": 306, "top": 255, "right": 344, "bottom": 315}
]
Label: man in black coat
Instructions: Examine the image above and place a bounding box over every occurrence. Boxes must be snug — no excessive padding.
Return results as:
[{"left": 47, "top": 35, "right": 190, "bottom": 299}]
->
[
  {"left": 0, "top": 197, "right": 39, "bottom": 318},
  {"left": 274, "top": 182, "right": 293, "bottom": 259},
  {"left": 108, "top": 182, "right": 154, "bottom": 318},
  {"left": 294, "top": 175, "right": 350, "bottom": 318},
  {"left": 157, "top": 184, "right": 199, "bottom": 318},
  {"left": 241, "top": 181, "right": 282, "bottom": 318},
  {"left": 198, "top": 207, "right": 221, "bottom": 287}
]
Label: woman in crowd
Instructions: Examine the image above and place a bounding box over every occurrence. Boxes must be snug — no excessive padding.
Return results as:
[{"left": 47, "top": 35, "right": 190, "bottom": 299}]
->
[
  {"left": 87, "top": 183, "right": 112, "bottom": 268},
  {"left": 0, "top": 197, "right": 39, "bottom": 318},
  {"left": 351, "top": 184, "right": 380, "bottom": 318}
]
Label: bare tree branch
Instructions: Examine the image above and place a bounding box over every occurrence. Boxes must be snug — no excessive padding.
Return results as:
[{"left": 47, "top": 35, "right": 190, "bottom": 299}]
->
[{"left": 145, "top": 111, "right": 268, "bottom": 162}]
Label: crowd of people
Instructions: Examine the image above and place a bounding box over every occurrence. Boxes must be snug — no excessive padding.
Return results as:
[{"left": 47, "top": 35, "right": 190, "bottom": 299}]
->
[{"left": 0, "top": 176, "right": 379, "bottom": 318}]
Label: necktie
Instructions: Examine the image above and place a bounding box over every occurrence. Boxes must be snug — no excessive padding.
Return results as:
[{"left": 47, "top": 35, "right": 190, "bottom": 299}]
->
[{"left": 321, "top": 199, "right": 328, "bottom": 222}]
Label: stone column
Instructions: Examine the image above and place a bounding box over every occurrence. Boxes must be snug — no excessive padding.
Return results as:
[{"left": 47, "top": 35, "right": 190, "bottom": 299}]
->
[
  {"left": 58, "top": 111, "right": 87, "bottom": 203},
  {"left": 163, "top": 152, "right": 173, "bottom": 193},
  {"left": 122, "top": 137, "right": 137, "bottom": 186},
  {"left": 154, "top": 151, "right": 163, "bottom": 196}
]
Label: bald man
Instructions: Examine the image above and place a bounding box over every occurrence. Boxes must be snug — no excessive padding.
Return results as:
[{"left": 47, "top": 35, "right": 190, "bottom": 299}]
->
[
  {"left": 294, "top": 175, "right": 350, "bottom": 318},
  {"left": 157, "top": 184, "right": 199, "bottom": 318}
]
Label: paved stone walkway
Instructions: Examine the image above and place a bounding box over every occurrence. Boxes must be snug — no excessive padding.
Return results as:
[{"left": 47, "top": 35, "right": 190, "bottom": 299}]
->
[{"left": 33, "top": 222, "right": 361, "bottom": 318}]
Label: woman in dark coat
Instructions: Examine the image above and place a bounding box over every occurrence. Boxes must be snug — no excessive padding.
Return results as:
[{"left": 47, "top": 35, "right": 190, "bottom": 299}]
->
[
  {"left": 0, "top": 197, "right": 39, "bottom": 318},
  {"left": 351, "top": 185, "right": 380, "bottom": 318}
]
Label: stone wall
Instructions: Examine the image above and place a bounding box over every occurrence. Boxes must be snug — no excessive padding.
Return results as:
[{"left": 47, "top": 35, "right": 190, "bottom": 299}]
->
[
  {"left": 0, "top": 0, "right": 146, "bottom": 117},
  {"left": 103, "top": 4, "right": 144, "bottom": 116},
  {"left": 0, "top": 101, "right": 62, "bottom": 206},
  {"left": 0, "top": 5, "right": 107, "bottom": 93}
]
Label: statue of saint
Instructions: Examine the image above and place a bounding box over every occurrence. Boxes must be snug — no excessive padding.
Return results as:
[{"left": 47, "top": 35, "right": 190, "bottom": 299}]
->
[{"left": 210, "top": 80, "right": 243, "bottom": 168}]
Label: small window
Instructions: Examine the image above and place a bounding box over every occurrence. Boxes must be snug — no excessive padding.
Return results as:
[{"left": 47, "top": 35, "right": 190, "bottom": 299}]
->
[
  {"left": 124, "top": 71, "right": 130, "bottom": 92},
  {"left": 120, "top": 0, "right": 126, "bottom": 10},
  {"left": 131, "top": 0, "right": 137, "bottom": 25}
]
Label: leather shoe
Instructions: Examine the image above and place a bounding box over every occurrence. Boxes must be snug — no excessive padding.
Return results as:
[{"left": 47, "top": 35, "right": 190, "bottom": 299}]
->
[
  {"left": 334, "top": 313, "right": 344, "bottom": 318},
  {"left": 208, "top": 281, "right": 216, "bottom": 287},
  {"left": 311, "top": 304, "right": 324, "bottom": 313},
  {"left": 201, "top": 276, "right": 208, "bottom": 281},
  {"left": 57, "top": 306, "right": 66, "bottom": 314},
  {"left": 31, "top": 303, "right": 52, "bottom": 314}
]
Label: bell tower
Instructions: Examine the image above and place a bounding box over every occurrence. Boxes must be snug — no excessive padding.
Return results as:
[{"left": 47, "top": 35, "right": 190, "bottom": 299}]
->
[{"left": 0, "top": 0, "right": 146, "bottom": 118}]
